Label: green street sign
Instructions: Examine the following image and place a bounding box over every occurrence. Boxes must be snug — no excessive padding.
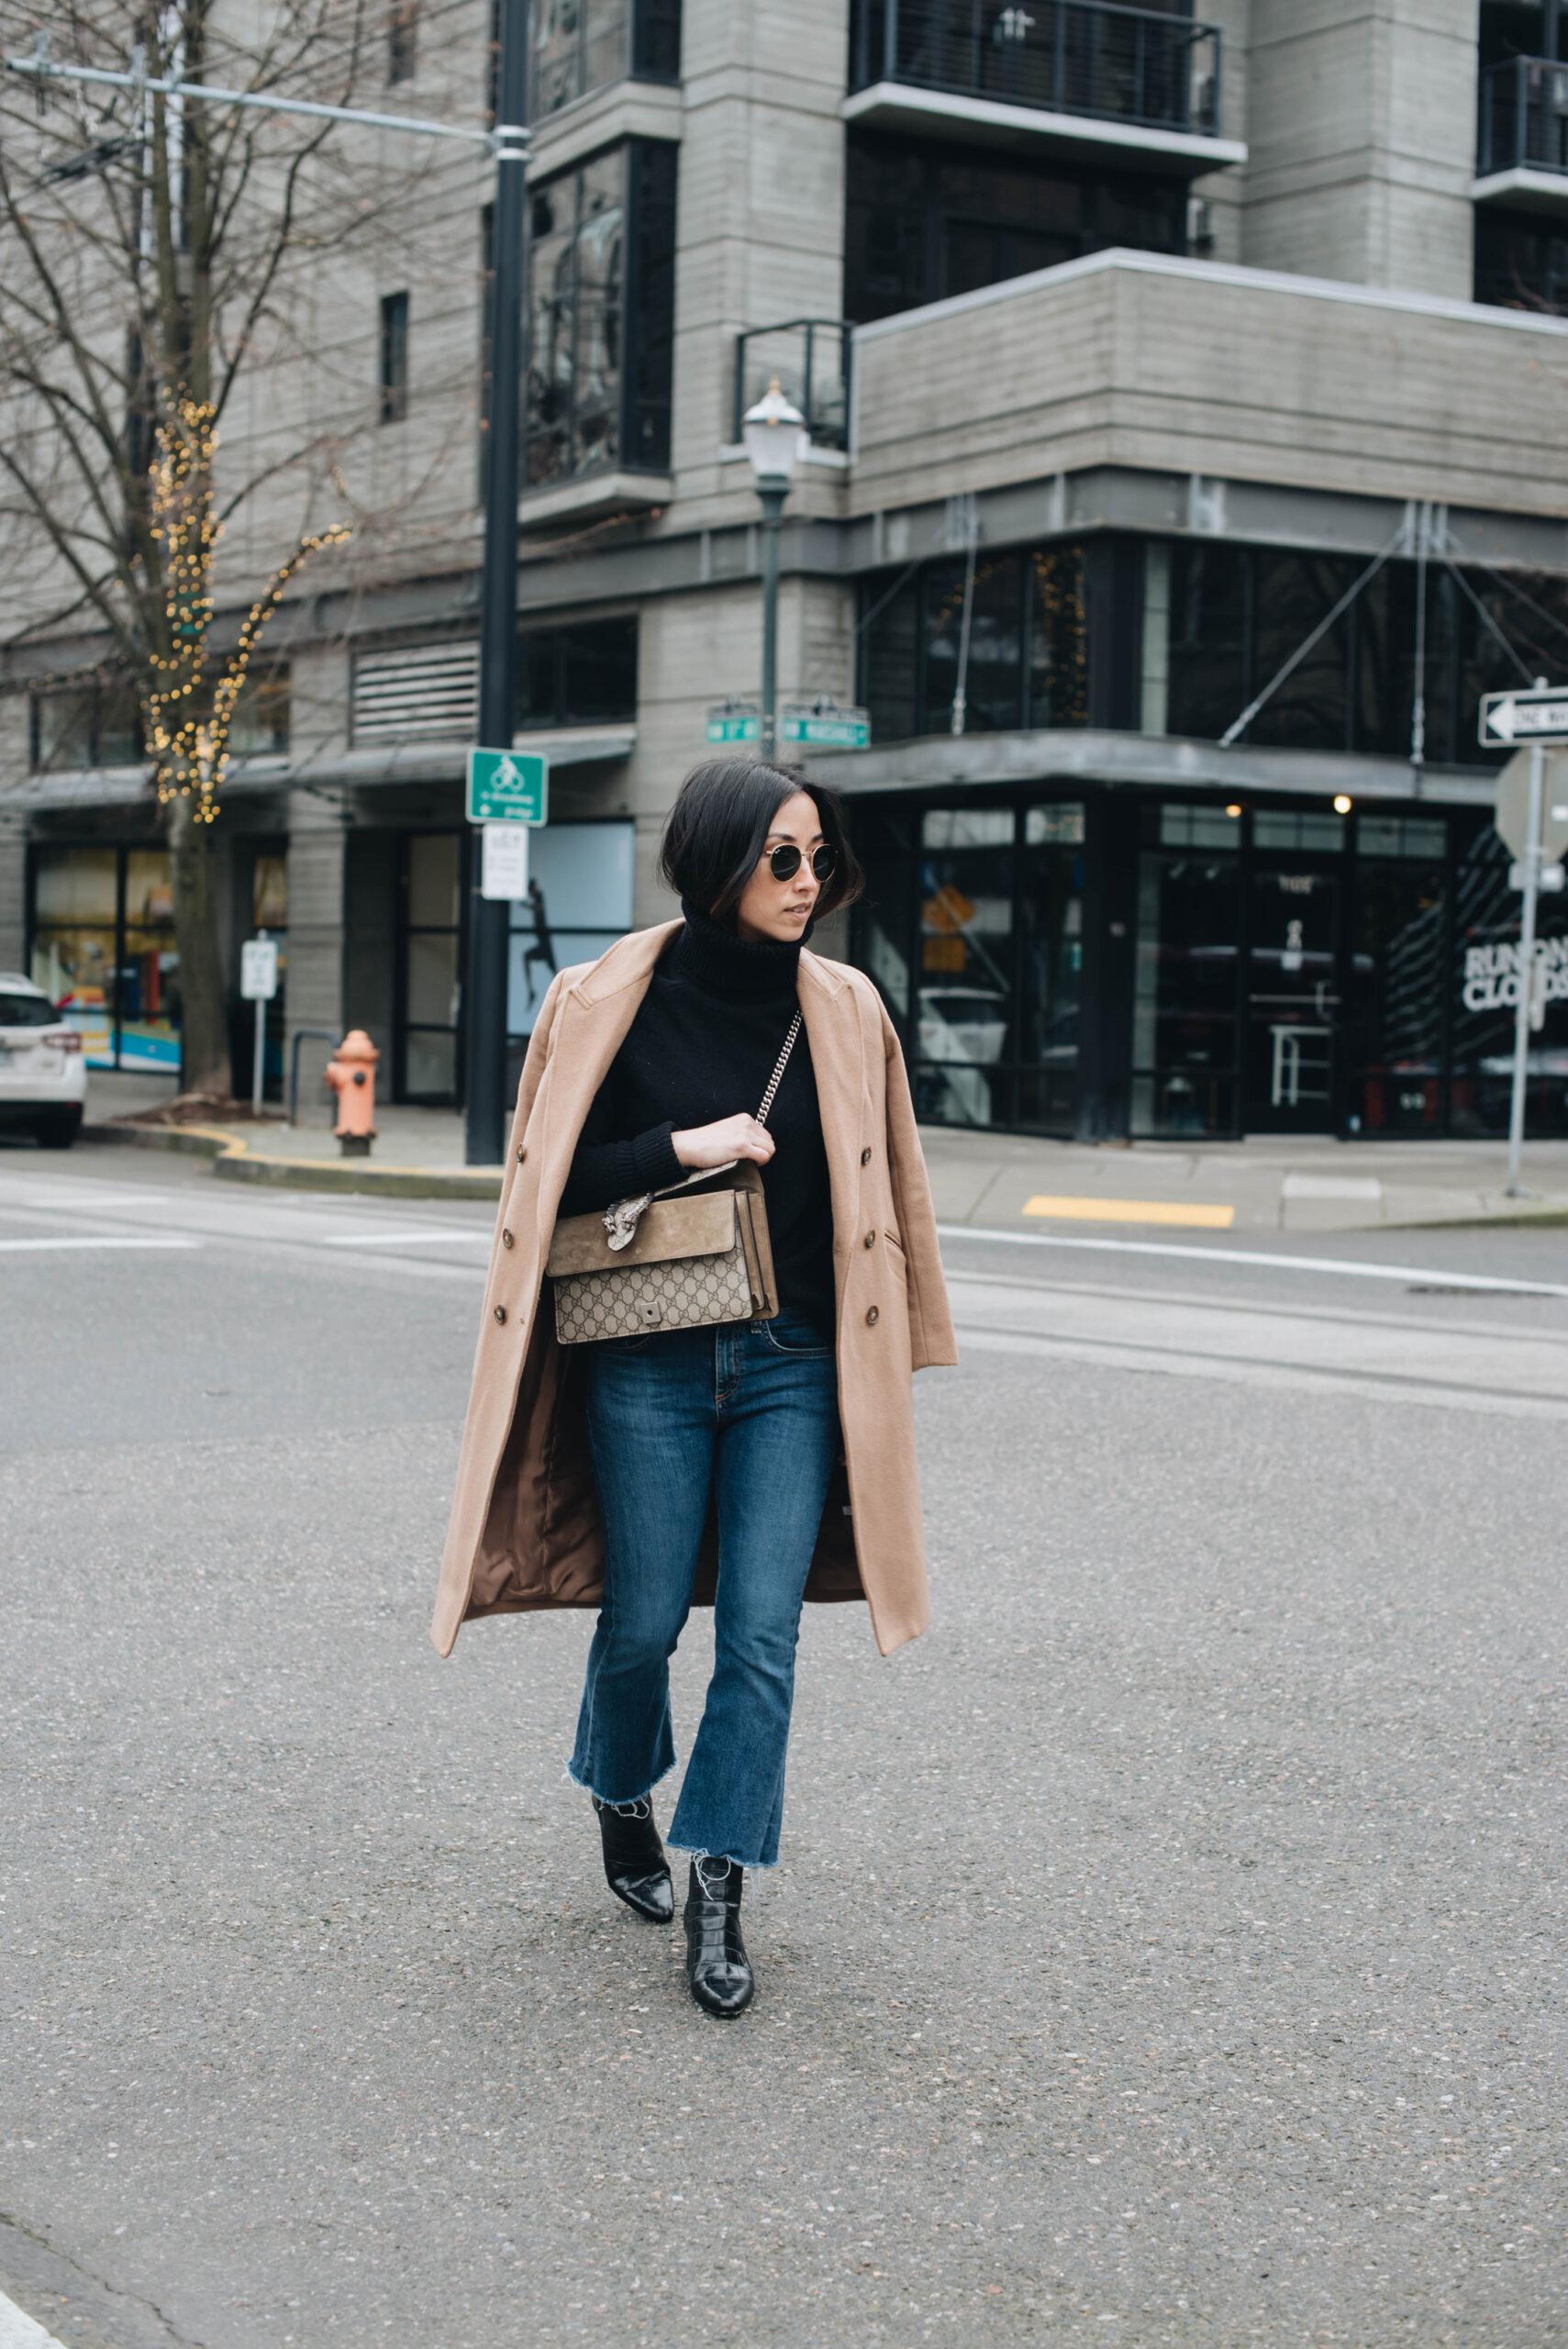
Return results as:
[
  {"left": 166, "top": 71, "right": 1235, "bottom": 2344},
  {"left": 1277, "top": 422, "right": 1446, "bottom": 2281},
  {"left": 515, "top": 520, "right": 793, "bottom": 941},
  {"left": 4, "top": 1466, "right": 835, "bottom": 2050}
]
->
[
  {"left": 706, "top": 711, "right": 761, "bottom": 744},
  {"left": 780, "top": 705, "right": 871, "bottom": 750},
  {"left": 467, "top": 746, "right": 549, "bottom": 824}
]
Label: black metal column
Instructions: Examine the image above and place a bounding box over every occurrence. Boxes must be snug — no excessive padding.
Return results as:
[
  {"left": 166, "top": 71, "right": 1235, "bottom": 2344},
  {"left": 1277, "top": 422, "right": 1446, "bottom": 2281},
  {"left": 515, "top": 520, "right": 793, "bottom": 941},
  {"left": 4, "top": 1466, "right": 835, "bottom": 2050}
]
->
[
  {"left": 1075, "top": 536, "right": 1146, "bottom": 1140},
  {"left": 463, "top": 0, "right": 530, "bottom": 1165},
  {"left": 1075, "top": 787, "right": 1140, "bottom": 1142}
]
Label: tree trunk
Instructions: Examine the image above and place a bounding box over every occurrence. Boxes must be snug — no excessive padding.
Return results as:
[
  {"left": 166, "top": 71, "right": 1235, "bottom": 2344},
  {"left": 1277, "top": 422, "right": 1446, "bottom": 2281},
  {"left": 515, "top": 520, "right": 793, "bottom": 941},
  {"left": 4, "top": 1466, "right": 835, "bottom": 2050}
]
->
[{"left": 165, "top": 793, "right": 231, "bottom": 1095}]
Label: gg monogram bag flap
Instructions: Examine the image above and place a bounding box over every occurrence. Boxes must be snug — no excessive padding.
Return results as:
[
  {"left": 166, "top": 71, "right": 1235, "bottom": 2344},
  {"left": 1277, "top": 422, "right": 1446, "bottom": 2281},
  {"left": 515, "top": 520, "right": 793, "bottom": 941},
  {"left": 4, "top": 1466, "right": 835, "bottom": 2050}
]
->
[{"left": 545, "top": 1012, "right": 799, "bottom": 1346}]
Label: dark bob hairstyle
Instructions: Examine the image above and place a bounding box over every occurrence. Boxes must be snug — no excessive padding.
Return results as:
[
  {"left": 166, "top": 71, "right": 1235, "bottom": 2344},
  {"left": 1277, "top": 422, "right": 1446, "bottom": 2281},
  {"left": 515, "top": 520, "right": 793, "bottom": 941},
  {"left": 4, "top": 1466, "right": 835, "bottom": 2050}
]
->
[{"left": 659, "top": 758, "right": 865, "bottom": 931}]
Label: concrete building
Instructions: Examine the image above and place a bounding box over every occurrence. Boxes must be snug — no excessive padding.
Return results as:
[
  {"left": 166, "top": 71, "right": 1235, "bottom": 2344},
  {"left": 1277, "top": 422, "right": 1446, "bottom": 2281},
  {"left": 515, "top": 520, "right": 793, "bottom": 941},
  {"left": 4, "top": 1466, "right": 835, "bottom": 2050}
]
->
[{"left": 7, "top": 0, "right": 1568, "bottom": 1140}]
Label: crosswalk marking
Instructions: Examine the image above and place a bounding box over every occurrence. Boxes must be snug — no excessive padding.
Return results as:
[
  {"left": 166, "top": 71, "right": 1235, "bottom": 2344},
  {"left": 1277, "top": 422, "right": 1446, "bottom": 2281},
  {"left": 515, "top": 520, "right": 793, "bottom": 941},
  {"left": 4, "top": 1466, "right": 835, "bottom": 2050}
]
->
[
  {"left": 937, "top": 1221, "right": 1568, "bottom": 1299},
  {"left": 0, "top": 1236, "right": 201, "bottom": 1253},
  {"left": 322, "top": 1228, "right": 489, "bottom": 1247}
]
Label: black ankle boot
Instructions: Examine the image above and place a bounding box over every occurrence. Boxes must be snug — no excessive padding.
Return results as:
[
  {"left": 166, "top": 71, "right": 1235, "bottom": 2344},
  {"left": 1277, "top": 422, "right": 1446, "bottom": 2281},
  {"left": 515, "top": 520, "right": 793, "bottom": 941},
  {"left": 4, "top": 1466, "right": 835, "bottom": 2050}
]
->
[
  {"left": 591, "top": 1793, "right": 673, "bottom": 1923},
  {"left": 682, "top": 1856, "right": 754, "bottom": 2018}
]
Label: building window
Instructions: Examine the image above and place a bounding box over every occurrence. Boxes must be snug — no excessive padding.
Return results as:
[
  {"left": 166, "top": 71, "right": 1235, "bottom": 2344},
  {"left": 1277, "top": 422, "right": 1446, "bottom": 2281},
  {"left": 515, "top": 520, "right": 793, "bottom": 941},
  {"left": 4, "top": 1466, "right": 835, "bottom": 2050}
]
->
[
  {"left": 858, "top": 541, "right": 1086, "bottom": 741},
  {"left": 379, "top": 291, "right": 409, "bottom": 424},
  {"left": 1348, "top": 840, "right": 1448, "bottom": 1136},
  {"left": 399, "top": 831, "right": 462, "bottom": 1102},
  {"left": 897, "top": 801, "right": 1084, "bottom": 1136},
  {"left": 525, "top": 140, "right": 676, "bottom": 487},
  {"left": 29, "top": 682, "right": 144, "bottom": 771},
  {"left": 1153, "top": 540, "right": 1568, "bottom": 765},
  {"left": 845, "top": 129, "right": 1186, "bottom": 324},
  {"left": 28, "top": 842, "right": 180, "bottom": 1074},
  {"left": 516, "top": 614, "right": 638, "bottom": 729},
  {"left": 1132, "top": 808, "right": 1241, "bottom": 1139},
  {"left": 228, "top": 668, "right": 291, "bottom": 756},
  {"left": 28, "top": 672, "right": 285, "bottom": 770},
  {"left": 506, "top": 820, "right": 636, "bottom": 1055},
  {"left": 388, "top": 0, "right": 417, "bottom": 83},
  {"left": 530, "top": 0, "right": 682, "bottom": 125},
  {"left": 1474, "top": 208, "right": 1568, "bottom": 310},
  {"left": 1452, "top": 816, "right": 1568, "bottom": 1136}
]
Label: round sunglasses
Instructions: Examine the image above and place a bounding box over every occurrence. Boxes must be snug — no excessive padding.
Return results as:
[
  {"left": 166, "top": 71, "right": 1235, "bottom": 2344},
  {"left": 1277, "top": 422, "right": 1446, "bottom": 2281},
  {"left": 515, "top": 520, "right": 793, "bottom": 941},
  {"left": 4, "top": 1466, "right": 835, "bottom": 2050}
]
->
[{"left": 765, "top": 842, "right": 837, "bottom": 882}]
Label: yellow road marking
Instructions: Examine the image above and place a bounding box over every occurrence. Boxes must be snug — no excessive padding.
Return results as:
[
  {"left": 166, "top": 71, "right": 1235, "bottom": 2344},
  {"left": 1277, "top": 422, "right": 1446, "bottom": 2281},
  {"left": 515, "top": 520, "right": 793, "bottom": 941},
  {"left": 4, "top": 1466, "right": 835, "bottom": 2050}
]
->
[{"left": 1023, "top": 1195, "right": 1237, "bottom": 1230}]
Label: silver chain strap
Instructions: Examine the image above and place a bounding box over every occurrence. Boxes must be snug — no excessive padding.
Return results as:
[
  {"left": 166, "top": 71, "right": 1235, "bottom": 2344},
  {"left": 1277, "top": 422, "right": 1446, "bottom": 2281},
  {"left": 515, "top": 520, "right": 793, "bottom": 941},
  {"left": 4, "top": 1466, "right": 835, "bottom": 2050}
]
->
[
  {"left": 755, "top": 1010, "right": 802, "bottom": 1129},
  {"left": 600, "top": 1008, "right": 803, "bottom": 1250}
]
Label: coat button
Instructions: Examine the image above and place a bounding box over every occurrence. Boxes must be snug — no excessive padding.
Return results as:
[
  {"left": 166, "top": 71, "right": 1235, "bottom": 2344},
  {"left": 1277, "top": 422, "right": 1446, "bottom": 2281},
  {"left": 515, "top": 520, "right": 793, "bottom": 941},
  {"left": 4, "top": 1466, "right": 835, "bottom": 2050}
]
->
[
  {"left": 863, "top": 1230, "right": 875, "bottom": 1248},
  {"left": 865, "top": 1305, "right": 879, "bottom": 1326},
  {"left": 494, "top": 1305, "right": 507, "bottom": 1324},
  {"left": 860, "top": 1146, "right": 872, "bottom": 1164},
  {"left": 501, "top": 1228, "right": 514, "bottom": 1249},
  {"left": 516, "top": 1143, "right": 527, "bottom": 1163}
]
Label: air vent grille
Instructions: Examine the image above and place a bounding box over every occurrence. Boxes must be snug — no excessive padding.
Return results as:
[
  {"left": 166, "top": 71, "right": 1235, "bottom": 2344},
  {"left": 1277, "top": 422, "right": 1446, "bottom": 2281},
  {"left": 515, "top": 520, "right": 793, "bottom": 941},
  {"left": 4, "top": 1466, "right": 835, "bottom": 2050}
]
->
[{"left": 352, "top": 642, "right": 478, "bottom": 742}]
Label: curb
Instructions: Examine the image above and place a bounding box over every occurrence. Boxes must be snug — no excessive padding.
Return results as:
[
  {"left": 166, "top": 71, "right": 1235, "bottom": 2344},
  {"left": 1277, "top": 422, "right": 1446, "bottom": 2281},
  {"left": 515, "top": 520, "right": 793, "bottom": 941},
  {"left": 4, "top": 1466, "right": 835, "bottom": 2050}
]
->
[{"left": 82, "top": 1119, "right": 505, "bottom": 1201}]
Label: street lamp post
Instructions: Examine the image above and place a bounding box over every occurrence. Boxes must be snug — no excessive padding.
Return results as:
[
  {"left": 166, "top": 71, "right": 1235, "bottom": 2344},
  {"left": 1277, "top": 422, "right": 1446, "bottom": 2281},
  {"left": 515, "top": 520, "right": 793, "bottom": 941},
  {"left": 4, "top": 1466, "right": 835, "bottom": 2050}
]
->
[
  {"left": 464, "top": 0, "right": 530, "bottom": 1166},
  {"left": 741, "top": 379, "right": 808, "bottom": 760}
]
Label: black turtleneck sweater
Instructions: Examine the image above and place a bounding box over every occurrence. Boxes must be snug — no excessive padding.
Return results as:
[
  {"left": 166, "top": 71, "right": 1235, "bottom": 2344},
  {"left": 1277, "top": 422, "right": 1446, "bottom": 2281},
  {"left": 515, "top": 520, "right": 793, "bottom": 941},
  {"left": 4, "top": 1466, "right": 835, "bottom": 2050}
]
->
[{"left": 557, "top": 896, "right": 836, "bottom": 1337}]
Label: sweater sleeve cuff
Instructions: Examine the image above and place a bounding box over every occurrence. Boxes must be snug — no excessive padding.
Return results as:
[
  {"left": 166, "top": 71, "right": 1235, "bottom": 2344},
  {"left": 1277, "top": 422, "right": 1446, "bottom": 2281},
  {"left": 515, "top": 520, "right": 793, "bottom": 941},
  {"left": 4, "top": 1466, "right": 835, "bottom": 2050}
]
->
[{"left": 627, "top": 1119, "right": 684, "bottom": 1197}]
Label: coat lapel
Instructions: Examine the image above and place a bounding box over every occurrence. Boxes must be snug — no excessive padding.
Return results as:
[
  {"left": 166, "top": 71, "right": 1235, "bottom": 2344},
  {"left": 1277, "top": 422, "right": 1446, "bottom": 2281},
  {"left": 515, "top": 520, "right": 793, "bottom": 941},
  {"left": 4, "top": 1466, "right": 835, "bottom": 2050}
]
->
[
  {"left": 795, "top": 950, "right": 866, "bottom": 1337},
  {"left": 528, "top": 919, "right": 683, "bottom": 1241}
]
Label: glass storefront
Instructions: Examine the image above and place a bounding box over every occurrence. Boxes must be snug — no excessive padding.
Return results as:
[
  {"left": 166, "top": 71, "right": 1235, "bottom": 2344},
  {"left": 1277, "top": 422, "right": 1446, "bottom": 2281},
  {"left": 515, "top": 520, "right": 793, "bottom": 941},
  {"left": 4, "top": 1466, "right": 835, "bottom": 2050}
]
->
[
  {"left": 399, "top": 832, "right": 463, "bottom": 1102},
  {"left": 387, "top": 820, "right": 636, "bottom": 1107},
  {"left": 852, "top": 788, "right": 1568, "bottom": 1141},
  {"left": 28, "top": 842, "right": 181, "bottom": 1072},
  {"left": 851, "top": 798, "right": 1084, "bottom": 1134},
  {"left": 507, "top": 817, "right": 635, "bottom": 1047}
]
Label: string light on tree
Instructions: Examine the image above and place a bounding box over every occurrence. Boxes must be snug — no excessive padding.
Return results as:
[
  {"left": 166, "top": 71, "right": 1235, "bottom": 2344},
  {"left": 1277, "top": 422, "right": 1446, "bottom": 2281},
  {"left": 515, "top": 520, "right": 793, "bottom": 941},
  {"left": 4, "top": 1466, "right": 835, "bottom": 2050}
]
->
[{"left": 143, "top": 395, "right": 349, "bottom": 823}]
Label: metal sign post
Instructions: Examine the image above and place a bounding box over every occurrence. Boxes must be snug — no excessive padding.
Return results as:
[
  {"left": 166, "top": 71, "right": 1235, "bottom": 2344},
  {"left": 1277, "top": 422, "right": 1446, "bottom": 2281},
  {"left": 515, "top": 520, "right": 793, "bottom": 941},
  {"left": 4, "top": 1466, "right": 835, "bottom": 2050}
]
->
[
  {"left": 1487, "top": 681, "right": 1563, "bottom": 1196},
  {"left": 239, "top": 930, "right": 280, "bottom": 1116}
]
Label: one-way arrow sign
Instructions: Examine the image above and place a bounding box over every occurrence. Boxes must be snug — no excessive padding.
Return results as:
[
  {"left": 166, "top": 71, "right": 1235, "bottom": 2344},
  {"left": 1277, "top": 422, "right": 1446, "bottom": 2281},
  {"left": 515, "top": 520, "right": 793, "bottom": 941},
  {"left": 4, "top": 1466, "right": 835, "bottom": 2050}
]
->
[{"left": 1479, "top": 685, "right": 1568, "bottom": 747}]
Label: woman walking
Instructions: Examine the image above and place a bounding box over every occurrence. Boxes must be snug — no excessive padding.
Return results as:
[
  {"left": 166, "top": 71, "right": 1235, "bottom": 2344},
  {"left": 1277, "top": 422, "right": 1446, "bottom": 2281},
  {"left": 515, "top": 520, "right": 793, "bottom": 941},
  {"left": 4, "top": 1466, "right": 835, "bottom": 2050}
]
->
[{"left": 429, "top": 760, "right": 957, "bottom": 2018}]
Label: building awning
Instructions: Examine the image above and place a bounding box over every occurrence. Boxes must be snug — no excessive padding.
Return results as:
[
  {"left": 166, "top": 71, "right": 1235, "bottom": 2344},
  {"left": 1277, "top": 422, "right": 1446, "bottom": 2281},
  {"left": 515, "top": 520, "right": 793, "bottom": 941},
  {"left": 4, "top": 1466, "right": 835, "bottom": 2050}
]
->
[
  {"left": 800, "top": 728, "right": 1499, "bottom": 809},
  {"left": 3, "top": 729, "right": 635, "bottom": 816}
]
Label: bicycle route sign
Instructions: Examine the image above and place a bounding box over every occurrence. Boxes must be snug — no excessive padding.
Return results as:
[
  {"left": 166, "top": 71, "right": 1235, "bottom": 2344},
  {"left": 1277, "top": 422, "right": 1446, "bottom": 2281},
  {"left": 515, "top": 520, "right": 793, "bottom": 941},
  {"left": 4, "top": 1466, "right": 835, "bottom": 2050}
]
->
[{"left": 467, "top": 747, "right": 549, "bottom": 824}]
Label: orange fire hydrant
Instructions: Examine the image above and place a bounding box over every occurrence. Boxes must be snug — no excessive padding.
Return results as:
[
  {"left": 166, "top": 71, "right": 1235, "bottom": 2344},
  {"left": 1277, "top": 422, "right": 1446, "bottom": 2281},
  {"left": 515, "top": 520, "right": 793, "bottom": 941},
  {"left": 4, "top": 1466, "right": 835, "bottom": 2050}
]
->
[{"left": 323, "top": 1029, "right": 380, "bottom": 1158}]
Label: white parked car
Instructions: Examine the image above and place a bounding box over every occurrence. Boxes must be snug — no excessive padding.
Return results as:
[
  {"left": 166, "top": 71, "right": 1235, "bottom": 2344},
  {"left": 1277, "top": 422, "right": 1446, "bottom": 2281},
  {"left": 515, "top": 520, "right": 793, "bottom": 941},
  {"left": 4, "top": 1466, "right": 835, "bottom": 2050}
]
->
[
  {"left": 0, "top": 973, "right": 88, "bottom": 1147},
  {"left": 917, "top": 985, "right": 1010, "bottom": 1066}
]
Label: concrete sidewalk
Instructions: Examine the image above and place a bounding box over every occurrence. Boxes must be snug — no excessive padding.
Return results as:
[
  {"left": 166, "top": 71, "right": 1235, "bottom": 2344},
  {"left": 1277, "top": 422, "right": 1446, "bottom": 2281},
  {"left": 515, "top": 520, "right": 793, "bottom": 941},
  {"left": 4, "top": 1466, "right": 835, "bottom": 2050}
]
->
[{"left": 78, "top": 1068, "right": 1568, "bottom": 1230}]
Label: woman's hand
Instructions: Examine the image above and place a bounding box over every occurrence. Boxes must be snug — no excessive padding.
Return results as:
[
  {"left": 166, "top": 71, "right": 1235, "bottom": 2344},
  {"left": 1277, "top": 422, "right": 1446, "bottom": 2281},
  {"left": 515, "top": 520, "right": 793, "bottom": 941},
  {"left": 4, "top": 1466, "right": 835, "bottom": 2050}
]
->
[{"left": 672, "top": 1113, "right": 775, "bottom": 1168}]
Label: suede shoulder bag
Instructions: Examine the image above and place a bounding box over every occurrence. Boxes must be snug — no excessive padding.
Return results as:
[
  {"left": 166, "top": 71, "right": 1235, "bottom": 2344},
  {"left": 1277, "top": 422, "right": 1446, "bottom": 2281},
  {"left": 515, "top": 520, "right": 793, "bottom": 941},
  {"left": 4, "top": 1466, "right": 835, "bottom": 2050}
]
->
[{"left": 545, "top": 1010, "right": 803, "bottom": 1345}]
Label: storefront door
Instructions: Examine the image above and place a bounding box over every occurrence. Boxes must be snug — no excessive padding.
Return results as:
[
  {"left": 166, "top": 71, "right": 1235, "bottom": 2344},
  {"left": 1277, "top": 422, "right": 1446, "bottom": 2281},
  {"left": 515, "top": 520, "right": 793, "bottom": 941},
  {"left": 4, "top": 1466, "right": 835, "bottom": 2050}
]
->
[
  {"left": 396, "top": 831, "right": 464, "bottom": 1104},
  {"left": 1244, "top": 863, "right": 1342, "bottom": 1130}
]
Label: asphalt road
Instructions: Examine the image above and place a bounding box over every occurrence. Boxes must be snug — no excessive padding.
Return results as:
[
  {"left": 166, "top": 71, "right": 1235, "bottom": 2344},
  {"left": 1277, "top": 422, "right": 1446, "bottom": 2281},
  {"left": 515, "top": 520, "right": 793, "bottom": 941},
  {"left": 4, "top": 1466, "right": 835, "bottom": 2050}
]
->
[{"left": 2, "top": 1141, "right": 1566, "bottom": 2349}]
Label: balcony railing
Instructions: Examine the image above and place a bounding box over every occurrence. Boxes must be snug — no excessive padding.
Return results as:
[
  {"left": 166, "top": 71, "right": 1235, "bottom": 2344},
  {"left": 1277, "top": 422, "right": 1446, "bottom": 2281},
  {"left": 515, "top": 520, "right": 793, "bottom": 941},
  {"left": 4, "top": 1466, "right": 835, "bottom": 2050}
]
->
[
  {"left": 849, "top": 0, "right": 1224, "bottom": 139},
  {"left": 733, "top": 319, "right": 853, "bottom": 453},
  {"left": 1478, "top": 54, "right": 1568, "bottom": 179}
]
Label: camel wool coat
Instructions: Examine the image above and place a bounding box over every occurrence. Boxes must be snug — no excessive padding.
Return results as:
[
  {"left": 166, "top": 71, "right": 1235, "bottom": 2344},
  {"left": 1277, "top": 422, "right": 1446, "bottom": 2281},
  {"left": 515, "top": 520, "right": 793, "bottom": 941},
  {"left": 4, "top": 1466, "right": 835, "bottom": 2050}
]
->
[{"left": 428, "top": 918, "right": 959, "bottom": 1661}]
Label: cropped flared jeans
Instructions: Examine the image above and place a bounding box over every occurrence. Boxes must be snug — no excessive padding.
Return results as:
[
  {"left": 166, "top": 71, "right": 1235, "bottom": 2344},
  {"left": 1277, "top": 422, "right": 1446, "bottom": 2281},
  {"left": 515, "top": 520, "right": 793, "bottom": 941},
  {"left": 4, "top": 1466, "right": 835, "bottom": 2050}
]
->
[{"left": 567, "top": 1306, "right": 841, "bottom": 1869}]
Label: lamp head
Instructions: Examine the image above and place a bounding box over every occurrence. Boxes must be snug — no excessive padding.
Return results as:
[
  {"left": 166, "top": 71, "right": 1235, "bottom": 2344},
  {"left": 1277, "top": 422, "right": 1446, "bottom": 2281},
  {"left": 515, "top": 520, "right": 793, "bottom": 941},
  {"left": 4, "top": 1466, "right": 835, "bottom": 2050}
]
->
[{"left": 742, "top": 376, "right": 808, "bottom": 489}]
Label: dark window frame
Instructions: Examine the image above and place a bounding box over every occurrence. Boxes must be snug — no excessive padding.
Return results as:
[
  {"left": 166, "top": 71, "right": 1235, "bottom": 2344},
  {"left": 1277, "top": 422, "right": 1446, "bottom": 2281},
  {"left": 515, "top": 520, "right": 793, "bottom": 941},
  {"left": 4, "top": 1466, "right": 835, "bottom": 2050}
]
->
[
  {"left": 855, "top": 539, "right": 1088, "bottom": 741},
  {"left": 515, "top": 612, "right": 639, "bottom": 729},
  {"left": 387, "top": 0, "right": 418, "bottom": 83},
  {"left": 528, "top": 0, "right": 683, "bottom": 125},
  {"left": 523, "top": 138, "right": 676, "bottom": 491},
  {"left": 379, "top": 290, "right": 410, "bottom": 425}
]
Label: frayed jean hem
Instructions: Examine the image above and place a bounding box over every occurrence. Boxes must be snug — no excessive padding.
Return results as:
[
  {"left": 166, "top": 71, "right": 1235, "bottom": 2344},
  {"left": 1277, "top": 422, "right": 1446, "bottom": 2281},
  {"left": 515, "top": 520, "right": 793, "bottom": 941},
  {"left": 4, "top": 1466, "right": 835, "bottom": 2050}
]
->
[
  {"left": 562, "top": 1753, "right": 679, "bottom": 1808},
  {"left": 665, "top": 1836, "right": 780, "bottom": 1874}
]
